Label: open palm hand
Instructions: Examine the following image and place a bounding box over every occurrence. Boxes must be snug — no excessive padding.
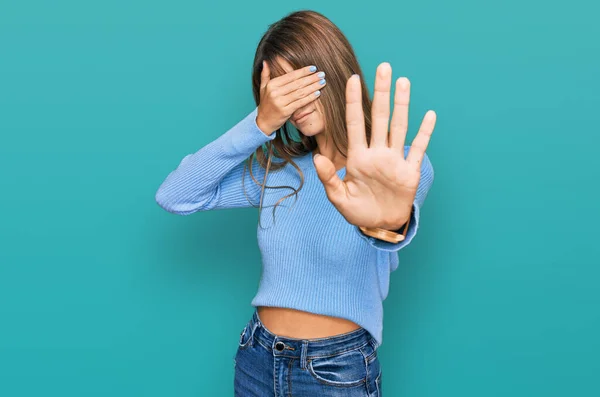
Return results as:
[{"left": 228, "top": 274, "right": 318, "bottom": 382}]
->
[{"left": 313, "top": 63, "right": 437, "bottom": 230}]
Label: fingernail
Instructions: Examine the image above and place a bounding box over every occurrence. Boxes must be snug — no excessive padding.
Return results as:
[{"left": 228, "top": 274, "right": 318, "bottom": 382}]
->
[
  {"left": 319, "top": 79, "right": 326, "bottom": 85},
  {"left": 317, "top": 71, "right": 325, "bottom": 78},
  {"left": 315, "top": 90, "right": 321, "bottom": 96},
  {"left": 309, "top": 65, "right": 317, "bottom": 72}
]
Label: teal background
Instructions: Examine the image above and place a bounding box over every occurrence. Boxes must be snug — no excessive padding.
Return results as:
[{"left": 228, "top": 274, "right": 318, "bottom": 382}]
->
[{"left": 1, "top": 1, "right": 599, "bottom": 396}]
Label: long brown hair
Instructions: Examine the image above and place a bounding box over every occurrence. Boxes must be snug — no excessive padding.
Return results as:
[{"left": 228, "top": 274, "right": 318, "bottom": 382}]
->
[{"left": 244, "top": 9, "right": 374, "bottom": 225}]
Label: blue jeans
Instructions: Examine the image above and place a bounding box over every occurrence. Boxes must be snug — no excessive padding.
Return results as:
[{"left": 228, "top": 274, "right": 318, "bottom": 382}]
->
[{"left": 234, "top": 309, "right": 382, "bottom": 396}]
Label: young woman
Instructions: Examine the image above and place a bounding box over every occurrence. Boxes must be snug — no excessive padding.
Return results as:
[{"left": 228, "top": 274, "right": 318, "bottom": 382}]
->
[{"left": 155, "top": 10, "right": 436, "bottom": 397}]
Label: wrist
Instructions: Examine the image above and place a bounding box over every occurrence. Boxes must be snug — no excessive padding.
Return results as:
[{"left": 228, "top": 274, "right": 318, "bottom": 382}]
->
[
  {"left": 359, "top": 226, "right": 407, "bottom": 243},
  {"left": 255, "top": 114, "right": 276, "bottom": 137},
  {"left": 381, "top": 222, "right": 407, "bottom": 233},
  {"left": 380, "top": 216, "right": 410, "bottom": 232}
]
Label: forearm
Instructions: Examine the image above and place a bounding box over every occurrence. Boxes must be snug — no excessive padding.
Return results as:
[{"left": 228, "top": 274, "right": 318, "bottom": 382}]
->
[{"left": 155, "top": 107, "right": 276, "bottom": 214}]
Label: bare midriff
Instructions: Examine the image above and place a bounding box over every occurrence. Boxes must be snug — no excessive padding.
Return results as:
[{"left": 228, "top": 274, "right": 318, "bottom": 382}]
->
[{"left": 257, "top": 306, "right": 361, "bottom": 339}]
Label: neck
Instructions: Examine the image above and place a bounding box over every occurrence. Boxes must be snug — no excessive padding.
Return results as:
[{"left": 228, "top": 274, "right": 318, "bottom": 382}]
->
[{"left": 313, "top": 134, "right": 346, "bottom": 172}]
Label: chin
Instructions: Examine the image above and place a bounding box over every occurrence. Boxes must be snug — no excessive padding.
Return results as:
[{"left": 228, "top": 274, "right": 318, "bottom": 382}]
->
[{"left": 294, "top": 123, "right": 324, "bottom": 137}]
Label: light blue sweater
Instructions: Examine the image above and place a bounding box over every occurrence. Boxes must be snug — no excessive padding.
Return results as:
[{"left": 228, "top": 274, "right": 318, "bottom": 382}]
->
[{"left": 155, "top": 107, "right": 434, "bottom": 345}]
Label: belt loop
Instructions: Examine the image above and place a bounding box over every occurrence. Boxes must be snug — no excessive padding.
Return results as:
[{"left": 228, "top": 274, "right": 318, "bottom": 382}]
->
[
  {"left": 300, "top": 340, "right": 309, "bottom": 370},
  {"left": 369, "top": 336, "right": 379, "bottom": 350},
  {"left": 249, "top": 321, "right": 260, "bottom": 348}
]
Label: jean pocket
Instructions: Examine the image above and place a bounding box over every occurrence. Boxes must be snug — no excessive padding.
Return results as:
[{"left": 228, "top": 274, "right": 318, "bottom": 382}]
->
[
  {"left": 307, "top": 348, "right": 367, "bottom": 387},
  {"left": 362, "top": 338, "right": 379, "bottom": 364},
  {"left": 238, "top": 323, "right": 253, "bottom": 350}
]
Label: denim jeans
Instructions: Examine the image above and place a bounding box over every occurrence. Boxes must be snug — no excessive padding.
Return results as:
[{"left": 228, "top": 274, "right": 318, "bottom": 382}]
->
[{"left": 233, "top": 309, "right": 382, "bottom": 396}]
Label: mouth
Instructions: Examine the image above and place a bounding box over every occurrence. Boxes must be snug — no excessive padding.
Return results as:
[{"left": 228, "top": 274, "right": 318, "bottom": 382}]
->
[{"left": 293, "top": 110, "right": 314, "bottom": 123}]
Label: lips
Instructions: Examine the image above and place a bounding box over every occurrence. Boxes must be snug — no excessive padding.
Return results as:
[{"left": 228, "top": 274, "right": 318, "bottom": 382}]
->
[{"left": 293, "top": 110, "right": 314, "bottom": 123}]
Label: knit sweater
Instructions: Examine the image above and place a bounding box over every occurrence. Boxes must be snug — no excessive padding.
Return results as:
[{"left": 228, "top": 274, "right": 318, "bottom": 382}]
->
[{"left": 155, "top": 107, "right": 434, "bottom": 345}]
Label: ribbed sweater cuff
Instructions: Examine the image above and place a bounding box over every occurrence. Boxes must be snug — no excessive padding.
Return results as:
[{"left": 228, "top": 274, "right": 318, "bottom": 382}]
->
[
  {"left": 354, "top": 202, "right": 420, "bottom": 252},
  {"left": 226, "top": 107, "right": 276, "bottom": 155}
]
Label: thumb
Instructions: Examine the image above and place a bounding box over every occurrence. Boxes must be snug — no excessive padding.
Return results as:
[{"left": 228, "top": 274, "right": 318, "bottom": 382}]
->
[
  {"left": 260, "top": 60, "right": 270, "bottom": 89},
  {"left": 313, "top": 153, "right": 346, "bottom": 205}
]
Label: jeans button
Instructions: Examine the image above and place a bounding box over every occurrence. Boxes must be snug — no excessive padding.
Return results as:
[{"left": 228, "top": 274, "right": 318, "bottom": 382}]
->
[{"left": 275, "top": 341, "right": 285, "bottom": 351}]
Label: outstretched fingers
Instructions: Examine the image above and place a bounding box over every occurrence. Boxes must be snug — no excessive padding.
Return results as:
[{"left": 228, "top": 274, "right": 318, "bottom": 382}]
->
[
  {"left": 346, "top": 74, "right": 368, "bottom": 151},
  {"left": 313, "top": 154, "right": 347, "bottom": 205},
  {"left": 406, "top": 110, "right": 437, "bottom": 170},
  {"left": 370, "top": 62, "right": 392, "bottom": 148},
  {"left": 389, "top": 77, "right": 410, "bottom": 152}
]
